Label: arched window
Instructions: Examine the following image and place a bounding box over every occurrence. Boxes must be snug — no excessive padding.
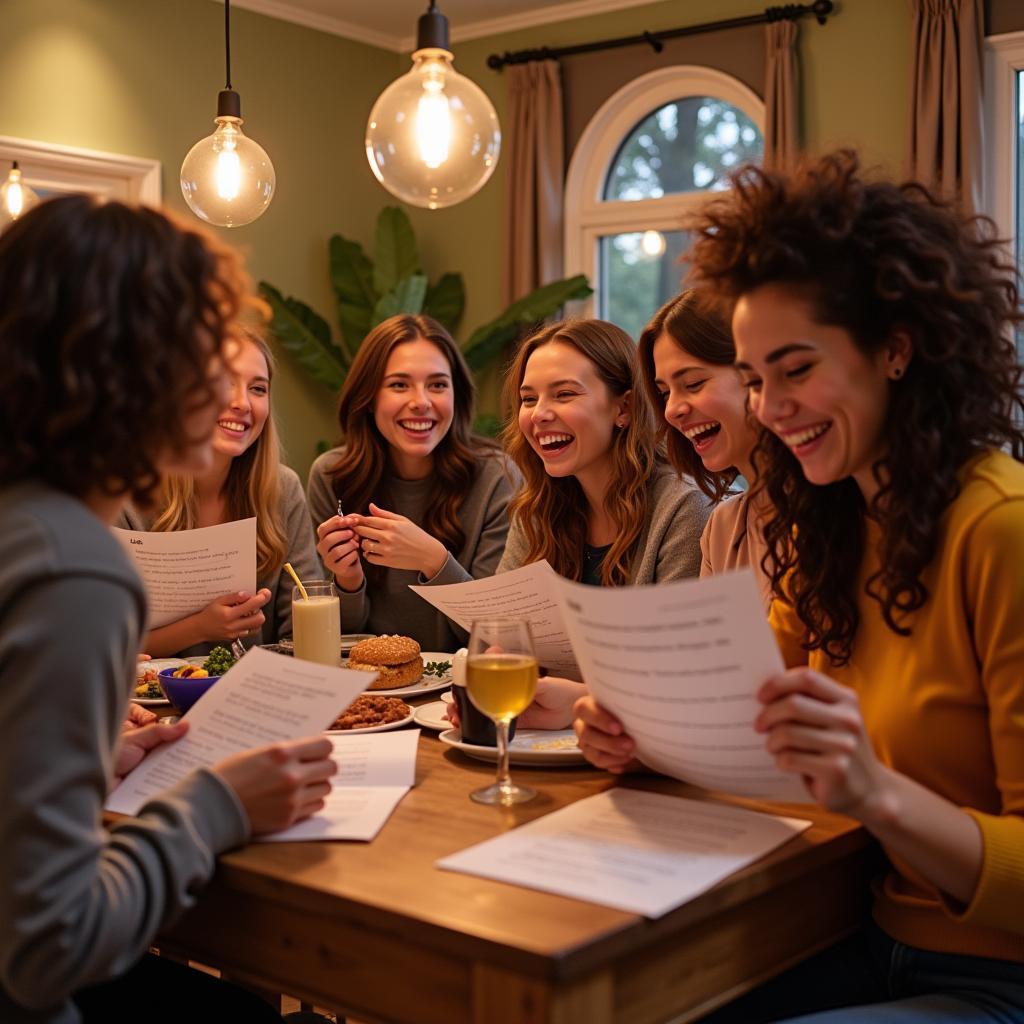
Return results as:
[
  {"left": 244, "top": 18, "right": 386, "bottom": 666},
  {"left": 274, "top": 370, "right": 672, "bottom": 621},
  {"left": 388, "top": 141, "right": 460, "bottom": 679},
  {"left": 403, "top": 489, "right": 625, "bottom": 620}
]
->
[{"left": 564, "top": 67, "right": 764, "bottom": 341}]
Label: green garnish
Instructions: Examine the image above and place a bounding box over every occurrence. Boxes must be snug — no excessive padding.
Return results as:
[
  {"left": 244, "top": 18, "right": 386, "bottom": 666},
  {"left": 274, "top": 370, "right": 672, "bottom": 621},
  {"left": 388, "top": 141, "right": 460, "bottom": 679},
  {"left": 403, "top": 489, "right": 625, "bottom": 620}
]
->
[
  {"left": 423, "top": 660, "right": 451, "bottom": 678},
  {"left": 203, "top": 645, "right": 236, "bottom": 676}
]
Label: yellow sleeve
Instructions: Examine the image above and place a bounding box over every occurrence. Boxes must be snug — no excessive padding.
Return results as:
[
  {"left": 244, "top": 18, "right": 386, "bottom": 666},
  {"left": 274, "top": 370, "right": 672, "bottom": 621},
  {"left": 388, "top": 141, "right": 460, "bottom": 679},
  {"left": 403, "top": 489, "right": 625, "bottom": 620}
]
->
[{"left": 944, "top": 498, "right": 1024, "bottom": 933}]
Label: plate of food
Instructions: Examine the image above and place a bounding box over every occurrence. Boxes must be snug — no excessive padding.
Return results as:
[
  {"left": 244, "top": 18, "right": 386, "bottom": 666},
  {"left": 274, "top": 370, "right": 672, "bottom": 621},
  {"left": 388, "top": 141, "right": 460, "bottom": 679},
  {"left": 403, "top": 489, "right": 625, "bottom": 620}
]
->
[
  {"left": 345, "top": 635, "right": 454, "bottom": 697},
  {"left": 326, "top": 694, "right": 414, "bottom": 734},
  {"left": 133, "top": 659, "right": 187, "bottom": 705},
  {"left": 438, "top": 728, "right": 588, "bottom": 767},
  {"left": 412, "top": 700, "right": 451, "bottom": 732}
]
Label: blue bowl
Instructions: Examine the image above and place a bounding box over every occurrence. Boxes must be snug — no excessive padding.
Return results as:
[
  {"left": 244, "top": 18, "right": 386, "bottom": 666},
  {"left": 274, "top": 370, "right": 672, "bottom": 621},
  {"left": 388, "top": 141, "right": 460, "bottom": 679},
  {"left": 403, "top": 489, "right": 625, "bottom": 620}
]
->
[{"left": 158, "top": 666, "right": 220, "bottom": 713}]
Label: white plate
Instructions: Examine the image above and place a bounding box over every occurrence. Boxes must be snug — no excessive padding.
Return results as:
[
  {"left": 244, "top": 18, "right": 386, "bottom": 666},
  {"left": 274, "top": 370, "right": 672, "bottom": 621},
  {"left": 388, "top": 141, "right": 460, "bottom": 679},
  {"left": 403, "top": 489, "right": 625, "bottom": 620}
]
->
[
  {"left": 326, "top": 708, "right": 415, "bottom": 735},
  {"left": 438, "top": 728, "right": 587, "bottom": 766},
  {"left": 364, "top": 651, "right": 455, "bottom": 697},
  {"left": 133, "top": 658, "right": 187, "bottom": 705},
  {"left": 413, "top": 700, "right": 452, "bottom": 731}
]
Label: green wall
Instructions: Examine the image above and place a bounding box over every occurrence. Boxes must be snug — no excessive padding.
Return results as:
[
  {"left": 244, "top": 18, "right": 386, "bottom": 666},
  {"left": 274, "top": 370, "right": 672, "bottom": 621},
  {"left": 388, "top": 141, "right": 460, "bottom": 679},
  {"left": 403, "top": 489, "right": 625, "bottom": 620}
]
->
[{"left": 1, "top": 0, "right": 911, "bottom": 478}]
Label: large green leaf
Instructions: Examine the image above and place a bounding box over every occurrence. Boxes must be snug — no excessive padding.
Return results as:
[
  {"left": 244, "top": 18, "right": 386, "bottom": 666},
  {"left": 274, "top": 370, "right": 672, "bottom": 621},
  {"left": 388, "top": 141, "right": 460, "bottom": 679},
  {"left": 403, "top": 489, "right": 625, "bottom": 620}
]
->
[
  {"left": 373, "top": 206, "right": 421, "bottom": 296},
  {"left": 423, "top": 272, "right": 465, "bottom": 332},
  {"left": 329, "top": 234, "right": 378, "bottom": 354},
  {"left": 259, "top": 282, "right": 348, "bottom": 392},
  {"left": 461, "top": 274, "right": 593, "bottom": 372},
  {"left": 372, "top": 274, "right": 428, "bottom": 324}
]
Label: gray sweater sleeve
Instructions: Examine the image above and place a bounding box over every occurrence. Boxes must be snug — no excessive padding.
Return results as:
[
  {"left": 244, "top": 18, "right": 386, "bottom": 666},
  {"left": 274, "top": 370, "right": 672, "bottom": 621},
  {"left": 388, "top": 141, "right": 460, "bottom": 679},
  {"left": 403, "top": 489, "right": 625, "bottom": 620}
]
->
[
  {"left": 495, "top": 510, "right": 529, "bottom": 575},
  {"left": 268, "top": 466, "right": 322, "bottom": 642},
  {"left": 648, "top": 479, "right": 712, "bottom": 583},
  {"left": 0, "top": 577, "right": 248, "bottom": 1012}
]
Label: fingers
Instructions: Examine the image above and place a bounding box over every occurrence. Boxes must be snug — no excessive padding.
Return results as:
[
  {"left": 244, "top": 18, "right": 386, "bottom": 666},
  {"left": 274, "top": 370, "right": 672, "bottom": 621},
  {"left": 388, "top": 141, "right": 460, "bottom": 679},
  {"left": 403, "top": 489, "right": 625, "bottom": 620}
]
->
[
  {"left": 283, "top": 735, "right": 335, "bottom": 762},
  {"left": 130, "top": 719, "right": 190, "bottom": 750},
  {"left": 572, "top": 695, "right": 624, "bottom": 736},
  {"left": 755, "top": 690, "right": 863, "bottom": 735},
  {"left": 764, "top": 723, "right": 859, "bottom": 759},
  {"left": 758, "top": 668, "right": 853, "bottom": 706},
  {"left": 353, "top": 523, "right": 388, "bottom": 542},
  {"left": 367, "top": 503, "right": 402, "bottom": 520}
]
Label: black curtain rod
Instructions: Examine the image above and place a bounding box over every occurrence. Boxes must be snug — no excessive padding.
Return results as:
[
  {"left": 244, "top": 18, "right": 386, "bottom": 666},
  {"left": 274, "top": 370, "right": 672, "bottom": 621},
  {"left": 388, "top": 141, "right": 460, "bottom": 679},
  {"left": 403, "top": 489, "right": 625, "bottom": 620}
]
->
[{"left": 487, "top": 0, "right": 834, "bottom": 70}]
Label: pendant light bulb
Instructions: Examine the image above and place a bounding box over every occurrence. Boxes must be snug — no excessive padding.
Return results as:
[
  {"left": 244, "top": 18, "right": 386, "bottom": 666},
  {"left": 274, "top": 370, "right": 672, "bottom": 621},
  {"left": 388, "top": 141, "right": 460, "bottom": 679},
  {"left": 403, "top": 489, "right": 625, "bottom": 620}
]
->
[
  {"left": 0, "top": 162, "right": 41, "bottom": 229},
  {"left": 366, "top": 3, "right": 500, "bottom": 210},
  {"left": 179, "top": 1, "right": 275, "bottom": 228}
]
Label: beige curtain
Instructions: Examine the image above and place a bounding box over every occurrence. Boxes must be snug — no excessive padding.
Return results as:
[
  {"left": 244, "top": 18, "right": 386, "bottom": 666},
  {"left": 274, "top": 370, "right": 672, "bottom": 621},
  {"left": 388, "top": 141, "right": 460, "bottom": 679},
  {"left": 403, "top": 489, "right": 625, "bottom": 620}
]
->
[
  {"left": 764, "top": 19, "right": 799, "bottom": 170},
  {"left": 502, "top": 60, "right": 564, "bottom": 306},
  {"left": 906, "top": 0, "right": 984, "bottom": 212}
]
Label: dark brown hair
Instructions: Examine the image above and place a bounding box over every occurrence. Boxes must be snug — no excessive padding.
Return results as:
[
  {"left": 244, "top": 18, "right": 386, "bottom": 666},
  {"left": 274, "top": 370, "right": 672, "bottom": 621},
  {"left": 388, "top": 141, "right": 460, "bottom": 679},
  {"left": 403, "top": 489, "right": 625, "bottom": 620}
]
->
[
  {"left": 0, "top": 195, "right": 252, "bottom": 504},
  {"left": 687, "top": 150, "right": 1024, "bottom": 664},
  {"left": 502, "top": 318, "right": 660, "bottom": 586},
  {"left": 327, "top": 314, "right": 497, "bottom": 557},
  {"left": 637, "top": 290, "right": 740, "bottom": 500}
]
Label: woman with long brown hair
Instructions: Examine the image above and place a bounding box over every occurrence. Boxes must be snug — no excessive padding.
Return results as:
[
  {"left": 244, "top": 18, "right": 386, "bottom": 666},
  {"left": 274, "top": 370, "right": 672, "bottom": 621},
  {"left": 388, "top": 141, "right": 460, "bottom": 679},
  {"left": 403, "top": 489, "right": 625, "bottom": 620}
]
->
[
  {"left": 120, "top": 328, "right": 320, "bottom": 658},
  {"left": 576, "top": 151, "right": 1024, "bottom": 1022},
  {"left": 308, "top": 314, "right": 514, "bottom": 651},
  {"left": 637, "top": 289, "right": 772, "bottom": 607}
]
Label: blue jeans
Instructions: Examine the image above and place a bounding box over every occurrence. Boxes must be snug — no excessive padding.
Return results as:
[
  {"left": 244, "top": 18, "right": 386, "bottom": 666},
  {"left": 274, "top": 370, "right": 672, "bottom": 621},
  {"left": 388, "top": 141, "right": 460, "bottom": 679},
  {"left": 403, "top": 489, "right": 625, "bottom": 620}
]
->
[{"left": 698, "top": 923, "right": 1024, "bottom": 1023}]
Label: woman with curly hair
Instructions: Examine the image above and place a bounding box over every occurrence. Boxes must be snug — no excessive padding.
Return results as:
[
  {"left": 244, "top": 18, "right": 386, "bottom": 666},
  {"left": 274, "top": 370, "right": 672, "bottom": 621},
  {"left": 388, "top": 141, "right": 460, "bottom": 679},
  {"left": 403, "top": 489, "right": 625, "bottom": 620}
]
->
[
  {"left": 576, "top": 151, "right": 1024, "bottom": 1022},
  {"left": 637, "top": 290, "right": 772, "bottom": 607},
  {"left": 0, "top": 196, "right": 335, "bottom": 1022},
  {"left": 308, "top": 314, "right": 515, "bottom": 651},
  {"left": 120, "top": 327, "right": 320, "bottom": 658}
]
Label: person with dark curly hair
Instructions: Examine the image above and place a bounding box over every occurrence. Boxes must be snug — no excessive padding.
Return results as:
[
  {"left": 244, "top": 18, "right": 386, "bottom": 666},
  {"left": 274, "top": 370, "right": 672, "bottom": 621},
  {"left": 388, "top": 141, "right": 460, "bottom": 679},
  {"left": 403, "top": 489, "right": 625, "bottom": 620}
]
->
[
  {"left": 0, "top": 196, "right": 337, "bottom": 1024},
  {"left": 575, "top": 151, "right": 1024, "bottom": 1022}
]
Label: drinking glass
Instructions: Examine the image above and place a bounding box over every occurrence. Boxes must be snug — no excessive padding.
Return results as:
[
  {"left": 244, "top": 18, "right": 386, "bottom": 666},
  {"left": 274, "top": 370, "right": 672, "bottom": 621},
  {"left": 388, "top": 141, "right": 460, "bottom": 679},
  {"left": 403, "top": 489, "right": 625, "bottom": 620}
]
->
[
  {"left": 292, "top": 580, "right": 340, "bottom": 665},
  {"left": 466, "top": 618, "right": 539, "bottom": 805}
]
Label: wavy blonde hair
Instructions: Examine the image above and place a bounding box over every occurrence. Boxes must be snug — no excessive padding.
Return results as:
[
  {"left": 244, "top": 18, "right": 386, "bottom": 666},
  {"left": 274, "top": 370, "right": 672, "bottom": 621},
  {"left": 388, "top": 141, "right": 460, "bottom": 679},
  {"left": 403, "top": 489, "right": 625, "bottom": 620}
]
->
[
  {"left": 150, "top": 329, "right": 288, "bottom": 582},
  {"left": 502, "top": 319, "right": 660, "bottom": 586}
]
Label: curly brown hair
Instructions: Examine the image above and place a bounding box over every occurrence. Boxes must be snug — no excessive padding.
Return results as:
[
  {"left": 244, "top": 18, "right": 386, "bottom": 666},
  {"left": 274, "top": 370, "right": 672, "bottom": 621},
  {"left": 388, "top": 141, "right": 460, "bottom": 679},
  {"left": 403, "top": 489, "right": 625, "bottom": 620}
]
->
[
  {"left": 502, "top": 318, "right": 660, "bottom": 586},
  {"left": 637, "top": 290, "right": 741, "bottom": 500},
  {"left": 687, "top": 150, "right": 1024, "bottom": 664},
  {"left": 327, "top": 314, "right": 498, "bottom": 563},
  {"left": 0, "top": 195, "right": 252, "bottom": 506}
]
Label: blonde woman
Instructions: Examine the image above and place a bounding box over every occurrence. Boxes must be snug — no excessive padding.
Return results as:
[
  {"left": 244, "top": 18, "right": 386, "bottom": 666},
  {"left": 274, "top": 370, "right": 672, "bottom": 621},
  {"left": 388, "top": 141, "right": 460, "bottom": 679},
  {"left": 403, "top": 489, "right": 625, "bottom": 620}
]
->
[{"left": 121, "top": 330, "right": 320, "bottom": 658}]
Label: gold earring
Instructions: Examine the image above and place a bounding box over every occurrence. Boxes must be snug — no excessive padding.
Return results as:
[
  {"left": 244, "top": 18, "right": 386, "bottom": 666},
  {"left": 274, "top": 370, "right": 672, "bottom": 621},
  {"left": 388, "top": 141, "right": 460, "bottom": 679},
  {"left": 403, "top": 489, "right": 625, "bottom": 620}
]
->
[{"left": 892, "top": 367, "right": 903, "bottom": 379}]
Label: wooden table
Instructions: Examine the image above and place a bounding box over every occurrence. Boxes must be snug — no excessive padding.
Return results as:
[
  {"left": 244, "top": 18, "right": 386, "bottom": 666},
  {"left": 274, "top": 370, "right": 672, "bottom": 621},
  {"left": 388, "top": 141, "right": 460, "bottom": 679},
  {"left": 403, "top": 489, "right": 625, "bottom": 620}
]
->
[{"left": 161, "top": 727, "right": 872, "bottom": 1024}]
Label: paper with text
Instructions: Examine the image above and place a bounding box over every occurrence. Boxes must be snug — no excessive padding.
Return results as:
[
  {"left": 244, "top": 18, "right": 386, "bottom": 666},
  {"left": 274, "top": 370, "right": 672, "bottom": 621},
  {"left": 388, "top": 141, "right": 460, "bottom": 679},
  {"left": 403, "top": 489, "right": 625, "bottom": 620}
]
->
[
  {"left": 409, "top": 561, "right": 579, "bottom": 679},
  {"left": 555, "top": 570, "right": 809, "bottom": 802},
  {"left": 114, "top": 518, "right": 258, "bottom": 628},
  {"left": 106, "top": 647, "right": 375, "bottom": 815},
  {"left": 438, "top": 788, "right": 810, "bottom": 917},
  {"left": 261, "top": 730, "right": 419, "bottom": 842}
]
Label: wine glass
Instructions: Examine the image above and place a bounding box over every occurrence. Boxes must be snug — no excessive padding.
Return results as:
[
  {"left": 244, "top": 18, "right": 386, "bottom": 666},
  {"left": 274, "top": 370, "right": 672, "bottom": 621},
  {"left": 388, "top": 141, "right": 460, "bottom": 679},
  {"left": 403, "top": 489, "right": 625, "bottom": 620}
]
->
[{"left": 466, "top": 618, "right": 539, "bottom": 805}]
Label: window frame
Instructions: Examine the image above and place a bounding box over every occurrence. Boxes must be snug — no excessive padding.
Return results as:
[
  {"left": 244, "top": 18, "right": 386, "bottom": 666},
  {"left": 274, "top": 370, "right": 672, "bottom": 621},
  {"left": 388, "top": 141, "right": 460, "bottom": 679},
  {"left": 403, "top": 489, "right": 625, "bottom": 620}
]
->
[{"left": 564, "top": 65, "right": 765, "bottom": 319}]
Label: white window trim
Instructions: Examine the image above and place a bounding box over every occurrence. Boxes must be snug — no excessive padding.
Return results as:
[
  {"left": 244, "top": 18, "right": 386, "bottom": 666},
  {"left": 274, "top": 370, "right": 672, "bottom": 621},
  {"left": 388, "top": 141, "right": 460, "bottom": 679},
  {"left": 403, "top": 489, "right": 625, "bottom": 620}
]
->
[
  {"left": 0, "top": 135, "right": 161, "bottom": 204},
  {"left": 984, "top": 32, "right": 1024, "bottom": 247},
  {"left": 564, "top": 65, "right": 765, "bottom": 318}
]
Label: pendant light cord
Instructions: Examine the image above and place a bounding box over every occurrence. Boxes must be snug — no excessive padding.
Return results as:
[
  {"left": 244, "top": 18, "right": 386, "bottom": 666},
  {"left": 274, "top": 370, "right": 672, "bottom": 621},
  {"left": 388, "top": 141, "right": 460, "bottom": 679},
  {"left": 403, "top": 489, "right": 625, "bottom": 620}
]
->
[{"left": 224, "top": 0, "right": 232, "bottom": 90}]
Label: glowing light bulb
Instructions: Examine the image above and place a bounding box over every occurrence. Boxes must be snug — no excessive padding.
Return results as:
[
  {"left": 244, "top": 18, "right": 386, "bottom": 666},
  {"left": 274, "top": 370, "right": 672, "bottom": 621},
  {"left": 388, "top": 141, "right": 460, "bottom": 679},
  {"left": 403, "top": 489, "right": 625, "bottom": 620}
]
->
[
  {"left": 0, "top": 163, "right": 40, "bottom": 229},
  {"left": 366, "top": 4, "right": 500, "bottom": 210},
  {"left": 641, "top": 230, "right": 667, "bottom": 258},
  {"left": 214, "top": 131, "right": 242, "bottom": 200}
]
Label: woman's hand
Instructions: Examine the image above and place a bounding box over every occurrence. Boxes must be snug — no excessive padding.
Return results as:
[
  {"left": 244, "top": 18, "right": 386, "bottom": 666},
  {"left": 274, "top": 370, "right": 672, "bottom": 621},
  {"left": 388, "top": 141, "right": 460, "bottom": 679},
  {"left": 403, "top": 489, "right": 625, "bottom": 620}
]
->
[
  {"left": 573, "top": 695, "right": 642, "bottom": 773},
  {"left": 756, "top": 668, "right": 892, "bottom": 816},
  {"left": 316, "top": 515, "right": 365, "bottom": 592},
  {"left": 519, "top": 677, "right": 588, "bottom": 729},
  {"left": 123, "top": 702, "right": 158, "bottom": 731},
  {"left": 351, "top": 503, "right": 448, "bottom": 578},
  {"left": 194, "top": 589, "right": 271, "bottom": 642},
  {"left": 213, "top": 736, "right": 337, "bottom": 835},
  {"left": 111, "top": 719, "right": 190, "bottom": 789}
]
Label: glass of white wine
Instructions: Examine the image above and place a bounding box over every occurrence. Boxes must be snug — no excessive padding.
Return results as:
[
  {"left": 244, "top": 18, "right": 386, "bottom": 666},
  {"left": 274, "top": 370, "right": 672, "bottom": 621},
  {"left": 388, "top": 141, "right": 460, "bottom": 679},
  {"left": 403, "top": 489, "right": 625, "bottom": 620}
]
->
[{"left": 466, "top": 617, "right": 539, "bottom": 805}]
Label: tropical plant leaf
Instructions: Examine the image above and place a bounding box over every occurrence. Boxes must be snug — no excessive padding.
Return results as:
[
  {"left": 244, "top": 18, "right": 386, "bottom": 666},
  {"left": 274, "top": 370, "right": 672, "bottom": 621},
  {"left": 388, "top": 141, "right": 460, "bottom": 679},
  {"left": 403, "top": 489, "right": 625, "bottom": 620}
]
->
[
  {"left": 423, "top": 272, "right": 465, "bottom": 332},
  {"left": 329, "top": 234, "right": 378, "bottom": 354},
  {"left": 372, "top": 274, "right": 428, "bottom": 325},
  {"left": 259, "top": 282, "right": 348, "bottom": 392},
  {"left": 461, "top": 274, "right": 593, "bottom": 372},
  {"left": 373, "top": 206, "right": 421, "bottom": 296}
]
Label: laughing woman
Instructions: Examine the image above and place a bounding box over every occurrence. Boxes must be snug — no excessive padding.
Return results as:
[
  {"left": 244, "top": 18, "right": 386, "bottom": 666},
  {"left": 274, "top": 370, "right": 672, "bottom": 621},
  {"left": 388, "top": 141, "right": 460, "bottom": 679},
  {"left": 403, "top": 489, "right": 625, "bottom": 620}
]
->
[
  {"left": 577, "top": 152, "right": 1024, "bottom": 1023},
  {"left": 637, "top": 290, "right": 772, "bottom": 607},
  {"left": 120, "top": 329, "right": 320, "bottom": 658},
  {"left": 308, "top": 314, "right": 515, "bottom": 651}
]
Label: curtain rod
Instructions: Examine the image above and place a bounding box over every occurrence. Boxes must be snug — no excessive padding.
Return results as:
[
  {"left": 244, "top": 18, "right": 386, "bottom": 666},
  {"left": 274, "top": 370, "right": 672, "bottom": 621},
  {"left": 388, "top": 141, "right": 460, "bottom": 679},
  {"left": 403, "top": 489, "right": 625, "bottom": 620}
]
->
[{"left": 486, "top": 0, "right": 834, "bottom": 70}]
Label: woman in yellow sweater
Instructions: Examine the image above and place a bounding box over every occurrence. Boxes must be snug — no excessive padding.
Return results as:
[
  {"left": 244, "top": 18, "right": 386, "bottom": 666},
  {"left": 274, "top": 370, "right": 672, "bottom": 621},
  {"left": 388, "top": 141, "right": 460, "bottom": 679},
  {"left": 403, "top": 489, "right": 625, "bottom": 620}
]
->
[{"left": 576, "top": 151, "right": 1024, "bottom": 1021}]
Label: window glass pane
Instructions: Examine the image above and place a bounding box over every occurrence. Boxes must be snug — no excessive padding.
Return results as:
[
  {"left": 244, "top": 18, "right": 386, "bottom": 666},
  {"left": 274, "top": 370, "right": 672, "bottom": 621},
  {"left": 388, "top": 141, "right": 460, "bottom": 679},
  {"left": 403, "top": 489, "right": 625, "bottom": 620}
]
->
[
  {"left": 599, "top": 229, "right": 690, "bottom": 342},
  {"left": 604, "top": 98, "right": 763, "bottom": 201}
]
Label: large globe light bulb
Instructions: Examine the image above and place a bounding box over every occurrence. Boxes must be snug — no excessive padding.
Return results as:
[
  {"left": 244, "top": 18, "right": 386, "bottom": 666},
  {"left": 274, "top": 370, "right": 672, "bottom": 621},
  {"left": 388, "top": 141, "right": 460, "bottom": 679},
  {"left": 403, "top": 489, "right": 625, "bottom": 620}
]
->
[
  {"left": 180, "top": 91, "right": 275, "bottom": 228},
  {"left": 366, "top": 4, "right": 500, "bottom": 210},
  {"left": 0, "top": 162, "right": 40, "bottom": 229}
]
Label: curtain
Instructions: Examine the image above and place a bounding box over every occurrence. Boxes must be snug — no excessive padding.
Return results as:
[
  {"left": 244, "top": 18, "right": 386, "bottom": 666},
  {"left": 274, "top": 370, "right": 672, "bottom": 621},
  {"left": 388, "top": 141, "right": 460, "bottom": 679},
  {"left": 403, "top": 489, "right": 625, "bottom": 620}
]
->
[
  {"left": 907, "top": 0, "right": 984, "bottom": 212},
  {"left": 764, "top": 19, "right": 799, "bottom": 170},
  {"left": 502, "top": 60, "right": 564, "bottom": 305}
]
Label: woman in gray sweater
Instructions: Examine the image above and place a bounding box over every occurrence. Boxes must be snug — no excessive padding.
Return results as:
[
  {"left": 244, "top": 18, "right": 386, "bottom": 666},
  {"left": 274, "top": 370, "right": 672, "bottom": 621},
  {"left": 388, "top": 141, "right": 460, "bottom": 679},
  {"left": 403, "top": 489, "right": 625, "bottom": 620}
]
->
[
  {"left": 0, "top": 196, "right": 334, "bottom": 1023},
  {"left": 309, "top": 314, "right": 515, "bottom": 652}
]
